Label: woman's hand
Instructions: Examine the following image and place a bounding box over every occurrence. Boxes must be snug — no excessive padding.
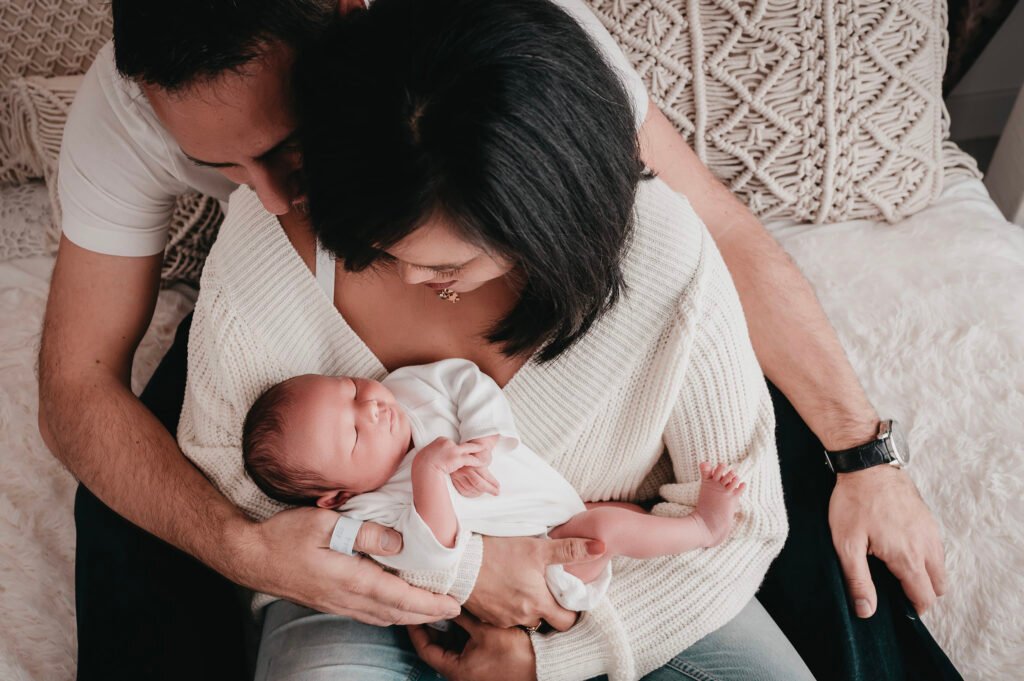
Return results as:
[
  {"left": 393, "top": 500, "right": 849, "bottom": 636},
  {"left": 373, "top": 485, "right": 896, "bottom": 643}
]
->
[
  {"left": 409, "top": 613, "right": 536, "bottom": 681},
  {"left": 465, "top": 535, "right": 605, "bottom": 631}
]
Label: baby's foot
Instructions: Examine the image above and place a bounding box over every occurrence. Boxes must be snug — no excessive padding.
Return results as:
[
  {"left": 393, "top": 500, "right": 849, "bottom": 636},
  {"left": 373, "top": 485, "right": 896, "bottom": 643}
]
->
[{"left": 692, "top": 462, "right": 746, "bottom": 548}]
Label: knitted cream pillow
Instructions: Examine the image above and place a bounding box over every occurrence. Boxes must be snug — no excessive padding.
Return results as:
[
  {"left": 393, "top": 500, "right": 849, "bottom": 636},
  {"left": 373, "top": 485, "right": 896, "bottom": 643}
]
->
[
  {"left": 586, "top": 0, "right": 957, "bottom": 223},
  {"left": 0, "top": 75, "right": 223, "bottom": 286}
]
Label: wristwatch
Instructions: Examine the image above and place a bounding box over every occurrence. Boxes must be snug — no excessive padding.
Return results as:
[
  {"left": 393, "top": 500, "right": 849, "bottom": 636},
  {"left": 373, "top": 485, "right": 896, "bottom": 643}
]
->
[{"left": 823, "top": 419, "right": 910, "bottom": 474}]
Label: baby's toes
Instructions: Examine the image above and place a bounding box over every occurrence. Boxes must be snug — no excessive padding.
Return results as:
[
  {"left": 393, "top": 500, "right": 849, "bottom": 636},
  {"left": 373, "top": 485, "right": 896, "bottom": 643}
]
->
[
  {"left": 732, "top": 481, "right": 747, "bottom": 496},
  {"left": 712, "top": 463, "right": 727, "bottom": 481}
]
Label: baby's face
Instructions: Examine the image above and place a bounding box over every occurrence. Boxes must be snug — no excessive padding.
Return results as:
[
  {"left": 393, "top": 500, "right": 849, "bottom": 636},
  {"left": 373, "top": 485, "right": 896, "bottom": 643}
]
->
[{"left": 278, "top": 374, "right": 412, "bottom": 503}]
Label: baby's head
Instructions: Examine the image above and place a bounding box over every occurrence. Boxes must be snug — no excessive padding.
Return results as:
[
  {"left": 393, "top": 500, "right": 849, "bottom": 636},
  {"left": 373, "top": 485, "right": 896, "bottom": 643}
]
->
[{"left": 243, "top": 374, "right": 412, "bottom": 509}]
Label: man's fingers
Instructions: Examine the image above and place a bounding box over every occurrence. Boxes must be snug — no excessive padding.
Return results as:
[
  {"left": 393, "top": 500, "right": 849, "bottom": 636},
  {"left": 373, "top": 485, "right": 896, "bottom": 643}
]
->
[
  {"left": 835, "top": 539, "right": 877, "bottom": 618},
  {"left": 362, "top": 573, "right": 461, "bottom": 621},
  {"left": 408, "top": 625, "right": 459, "bottom": 677},
  {"left": 892, "top": 562, "right": 937, "bottom": 615},
  {"left": 926, "top": 541, "right": 948, "bottom": 598},
  {"left": 544, "top": 537, "right": 606, "bottom": 566},
  {"left": 353, "top": 522, "right": 403, "bottom": 556}
]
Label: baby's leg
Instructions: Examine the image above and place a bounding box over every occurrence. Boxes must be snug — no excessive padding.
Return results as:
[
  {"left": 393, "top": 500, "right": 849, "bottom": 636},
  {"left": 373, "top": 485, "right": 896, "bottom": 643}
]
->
[{"left": 550, "top": 463, "right": 744, "bottom": 583}]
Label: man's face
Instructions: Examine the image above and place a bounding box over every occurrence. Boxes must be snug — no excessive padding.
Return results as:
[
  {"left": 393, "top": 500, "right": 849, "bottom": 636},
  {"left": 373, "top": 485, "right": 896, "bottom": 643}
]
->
[{"left": 143, "top": 40, "right": 304, "bottom": 216}]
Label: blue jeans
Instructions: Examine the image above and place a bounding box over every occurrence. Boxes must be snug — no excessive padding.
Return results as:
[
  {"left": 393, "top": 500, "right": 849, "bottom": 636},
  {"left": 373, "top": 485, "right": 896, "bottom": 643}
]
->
[{"left": 254, "top": 598, "right": 814, "bottom": 681}]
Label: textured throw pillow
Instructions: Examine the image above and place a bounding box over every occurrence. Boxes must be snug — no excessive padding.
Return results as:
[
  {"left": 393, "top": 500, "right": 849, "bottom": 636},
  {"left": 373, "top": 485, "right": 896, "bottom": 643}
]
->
[
  {"left": 0, "top": 74, "right": 223, "bottom": 286},
  {"left": 585, "top": 0, "right": 973, "bottom": 223},
  {"left": 0, "top": 0, "right": 112, "bottom": 84}
]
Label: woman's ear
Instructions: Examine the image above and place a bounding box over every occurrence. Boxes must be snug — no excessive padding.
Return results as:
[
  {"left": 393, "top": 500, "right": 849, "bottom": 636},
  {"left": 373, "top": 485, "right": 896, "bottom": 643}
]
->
[{"left": 316, "top": 490, "right": 353, "bottom": 510}]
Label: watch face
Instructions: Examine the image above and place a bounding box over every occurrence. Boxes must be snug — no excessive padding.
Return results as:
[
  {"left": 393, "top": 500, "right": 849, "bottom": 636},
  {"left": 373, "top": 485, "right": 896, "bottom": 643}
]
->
[{"left": 886, "top": 420, "right": 910, "bottom": 465}]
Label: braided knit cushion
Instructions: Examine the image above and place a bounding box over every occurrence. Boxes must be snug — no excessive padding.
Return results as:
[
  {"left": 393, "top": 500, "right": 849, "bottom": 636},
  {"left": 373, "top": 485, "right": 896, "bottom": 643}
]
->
[
  {"left": 0, "top": 0, "right": 111, "bottom": 84},
  {"left": 586, "top": 0, "right": 976, "bottom": 223},
  {"left": 0, "top": 74, "right": 223, "bottom": 286}
]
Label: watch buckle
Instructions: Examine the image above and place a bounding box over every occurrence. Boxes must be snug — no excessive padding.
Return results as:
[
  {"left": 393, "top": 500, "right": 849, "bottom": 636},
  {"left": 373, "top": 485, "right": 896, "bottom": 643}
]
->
[{"left": 823, "top": 450, "right": 835, "bottom": 473}]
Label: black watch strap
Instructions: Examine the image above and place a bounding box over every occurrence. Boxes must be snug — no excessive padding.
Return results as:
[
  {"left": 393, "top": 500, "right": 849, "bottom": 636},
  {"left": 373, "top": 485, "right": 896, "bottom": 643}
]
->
[{"left": 824, "top": 440, "right": 893, "bottom": 473}]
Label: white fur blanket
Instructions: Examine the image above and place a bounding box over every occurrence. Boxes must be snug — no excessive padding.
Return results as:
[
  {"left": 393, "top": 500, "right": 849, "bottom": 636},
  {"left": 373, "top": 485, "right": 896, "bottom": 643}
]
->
[{"left": 0, "top": 176, "right": 1021, "bottom": 679}]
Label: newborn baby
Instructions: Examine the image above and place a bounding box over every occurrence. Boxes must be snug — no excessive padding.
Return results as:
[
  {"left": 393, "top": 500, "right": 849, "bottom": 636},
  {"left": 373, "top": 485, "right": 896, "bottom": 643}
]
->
[{"left": 242, "top": 358, "right": 745, "bottom": 610}]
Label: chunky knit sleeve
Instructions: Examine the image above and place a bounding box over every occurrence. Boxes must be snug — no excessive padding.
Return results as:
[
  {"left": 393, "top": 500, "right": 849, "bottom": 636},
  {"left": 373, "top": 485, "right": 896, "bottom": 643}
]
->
[{"left": 530, "top": 234, "right": 788, "bottom": 681}]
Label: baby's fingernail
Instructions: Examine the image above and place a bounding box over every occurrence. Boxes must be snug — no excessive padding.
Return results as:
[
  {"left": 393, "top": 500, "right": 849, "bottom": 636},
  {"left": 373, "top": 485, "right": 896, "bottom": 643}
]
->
[{"left": 855, "top": 599, "right": 872, "bottom": 617}]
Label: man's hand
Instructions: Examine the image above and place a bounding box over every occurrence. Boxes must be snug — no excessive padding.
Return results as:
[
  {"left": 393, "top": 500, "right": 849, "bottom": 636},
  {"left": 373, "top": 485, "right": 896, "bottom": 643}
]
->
[
  {"left": 465, "top": 535, "right": 604, "bottom": 631},
  {"left": 829, "top": 466, "right": 947, "bottom": 617},
  {"left": 233, "top": 506, "right": 461, "bottom": 626},
  {"left": 408, "top": 613, "right": 536, "bottom": 681},
  {"left": 452, "top": 435, "right": 501, "bottom": 497}
]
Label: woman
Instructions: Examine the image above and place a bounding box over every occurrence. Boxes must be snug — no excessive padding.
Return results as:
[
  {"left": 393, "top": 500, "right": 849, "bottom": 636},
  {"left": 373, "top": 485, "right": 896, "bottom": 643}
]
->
[{"left": 178, "top": 0, "right": 808, "bottom": 678}]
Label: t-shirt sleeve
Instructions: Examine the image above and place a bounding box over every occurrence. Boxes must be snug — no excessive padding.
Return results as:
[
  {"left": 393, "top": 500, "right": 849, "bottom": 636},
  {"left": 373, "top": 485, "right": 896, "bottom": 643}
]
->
[
  {"left": 58, "top": 52, "right": 181, "bottom": 257},
  {"left": 549, "top": 0, "right": 650, "bottom": 130}
]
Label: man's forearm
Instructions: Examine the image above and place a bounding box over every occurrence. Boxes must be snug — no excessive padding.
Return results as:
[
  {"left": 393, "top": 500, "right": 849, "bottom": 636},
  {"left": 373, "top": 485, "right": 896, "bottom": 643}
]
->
[
  {"left": 39, "top": 370, "right": 254, "bottom": 578},
  {"left": 716, "top": 221, "right": 879, "bottom": 450}
]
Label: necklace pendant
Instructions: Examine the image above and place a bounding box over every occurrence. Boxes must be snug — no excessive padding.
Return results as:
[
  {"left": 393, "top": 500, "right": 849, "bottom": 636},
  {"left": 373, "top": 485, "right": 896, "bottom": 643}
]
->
[{"left": 438, "top": 288, "right": 460, "bottom": 303}]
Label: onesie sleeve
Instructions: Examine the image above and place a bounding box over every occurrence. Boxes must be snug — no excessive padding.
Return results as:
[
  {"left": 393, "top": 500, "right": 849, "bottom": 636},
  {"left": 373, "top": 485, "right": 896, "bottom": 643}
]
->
[
  {"left": 368, "top": 499, "right": 472, "bottom": 574},
  {"left": 389, "top": 359, "right": 520, "bottom": 453}
]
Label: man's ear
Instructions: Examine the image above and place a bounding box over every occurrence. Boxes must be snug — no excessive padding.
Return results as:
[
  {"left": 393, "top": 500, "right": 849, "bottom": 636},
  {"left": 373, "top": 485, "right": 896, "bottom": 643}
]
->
[
  {"left": 317, "top": 490, "right": 353, "bottom": 510},
  {"left": 338, "top": 0, "right": 366, "bottom": 16}
]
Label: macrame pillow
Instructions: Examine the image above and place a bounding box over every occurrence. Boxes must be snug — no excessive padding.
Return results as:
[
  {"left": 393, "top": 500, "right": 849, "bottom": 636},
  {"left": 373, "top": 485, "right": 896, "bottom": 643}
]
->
[
  {"left": 0, "top": 0, "right": 112, "bottom": 84},
  {"left": 586, "top": 0, "right": 974, "bottom": 223},
  {"left": 0, "top": 74, "right": 223, "bottom": 287}
]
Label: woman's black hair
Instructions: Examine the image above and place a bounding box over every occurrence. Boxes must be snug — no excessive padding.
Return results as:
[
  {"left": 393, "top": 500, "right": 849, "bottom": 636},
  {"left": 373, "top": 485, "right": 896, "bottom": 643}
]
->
[{"left": 296, "top": 0, "right": 645, "bottom": 362}]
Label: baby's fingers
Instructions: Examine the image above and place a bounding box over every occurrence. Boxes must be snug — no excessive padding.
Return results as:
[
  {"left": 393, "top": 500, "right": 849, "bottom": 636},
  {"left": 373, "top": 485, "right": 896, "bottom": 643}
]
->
[
  {"left": 472, "top": 467, "right": 500, "bottom": 496},
  {"left": 452, "top": 472, "right": 482, "bottom": 498}
]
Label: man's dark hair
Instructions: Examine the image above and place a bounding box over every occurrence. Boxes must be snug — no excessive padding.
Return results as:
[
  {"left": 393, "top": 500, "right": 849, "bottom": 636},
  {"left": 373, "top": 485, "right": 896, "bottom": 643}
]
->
[
  {"left": 111, "top": 0, "right": 335, "bottom": 91},
  {"left": 242, "top": 378, "right": 333, "bottom": 507},
  {"left": 296, "top": 0, "right": 647, "bottom": 362}
]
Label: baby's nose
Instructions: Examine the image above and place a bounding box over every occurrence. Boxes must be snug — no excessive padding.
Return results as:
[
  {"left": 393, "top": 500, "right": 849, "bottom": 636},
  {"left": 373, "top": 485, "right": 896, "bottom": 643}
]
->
[{"left": 365, "top": 400, "right": 380, "bottom": 422}]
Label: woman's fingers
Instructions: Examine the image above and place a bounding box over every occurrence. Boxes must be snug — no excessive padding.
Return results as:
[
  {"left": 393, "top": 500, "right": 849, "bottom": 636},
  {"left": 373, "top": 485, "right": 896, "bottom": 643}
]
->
[
  {"left": 541, "top": 595, "right": 578, "bottom": 631},
  {"left": 542, "top": 536, "right": 606, "bottom": 566}
]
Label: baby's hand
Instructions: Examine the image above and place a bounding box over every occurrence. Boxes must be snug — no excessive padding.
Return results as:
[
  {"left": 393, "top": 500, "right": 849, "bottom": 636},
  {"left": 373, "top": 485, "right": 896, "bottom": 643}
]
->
[
  {"left": 452, "top": 435, "right": 501, "bottom": 498},
  {"left": 417, "top": 437, "right": 488, "bottom": 477}
]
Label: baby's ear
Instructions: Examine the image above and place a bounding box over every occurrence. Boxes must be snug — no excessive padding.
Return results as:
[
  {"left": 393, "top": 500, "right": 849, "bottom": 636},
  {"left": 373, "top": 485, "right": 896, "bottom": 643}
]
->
[{"left": 316, "top": 490, "right": 352, "bottom": 510}]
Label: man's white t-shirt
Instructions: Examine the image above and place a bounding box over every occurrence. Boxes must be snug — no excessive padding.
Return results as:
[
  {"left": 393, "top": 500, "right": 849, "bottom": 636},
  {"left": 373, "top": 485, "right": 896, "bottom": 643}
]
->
[{"left": 58, "top": 0, "right": 650, "bottom": 258}]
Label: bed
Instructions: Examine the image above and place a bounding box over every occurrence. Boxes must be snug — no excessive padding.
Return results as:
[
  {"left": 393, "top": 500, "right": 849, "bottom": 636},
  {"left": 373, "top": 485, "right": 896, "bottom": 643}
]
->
[{"left": 1, "top": 159, "right": 1022, "bottom": 680}]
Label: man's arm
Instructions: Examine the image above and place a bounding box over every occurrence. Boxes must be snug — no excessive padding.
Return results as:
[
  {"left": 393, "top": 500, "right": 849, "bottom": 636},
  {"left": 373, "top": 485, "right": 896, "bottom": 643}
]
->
[
  {"left": 38, "top": 236, "right": 457, "bottom": 625},
  {"left": 637, "top": 101, "right": 947, "bottom": 617}
]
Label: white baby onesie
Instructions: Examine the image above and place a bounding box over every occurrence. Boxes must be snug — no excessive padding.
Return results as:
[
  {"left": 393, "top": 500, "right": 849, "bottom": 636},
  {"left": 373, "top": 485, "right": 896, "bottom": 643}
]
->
[{"left": 337, "top": 358, "right": 611, "bottom": 610}]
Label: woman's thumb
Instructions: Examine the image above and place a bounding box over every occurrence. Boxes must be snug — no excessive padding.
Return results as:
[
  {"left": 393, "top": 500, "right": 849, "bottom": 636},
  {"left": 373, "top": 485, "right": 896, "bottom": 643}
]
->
[{"left": 544, "top": 537, "right": 605, "bottom": 566}]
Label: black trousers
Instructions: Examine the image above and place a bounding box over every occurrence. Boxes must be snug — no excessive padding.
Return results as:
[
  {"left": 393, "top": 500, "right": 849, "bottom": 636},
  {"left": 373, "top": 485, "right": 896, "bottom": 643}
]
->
[{"left": 74, "top": 314, "right": 961, "bottom": 680}]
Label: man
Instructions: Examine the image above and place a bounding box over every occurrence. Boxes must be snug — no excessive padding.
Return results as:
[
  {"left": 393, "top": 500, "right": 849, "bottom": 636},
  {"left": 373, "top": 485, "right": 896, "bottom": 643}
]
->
[{"left": 37, "top": 0, "right": 948, "bottom": 679}]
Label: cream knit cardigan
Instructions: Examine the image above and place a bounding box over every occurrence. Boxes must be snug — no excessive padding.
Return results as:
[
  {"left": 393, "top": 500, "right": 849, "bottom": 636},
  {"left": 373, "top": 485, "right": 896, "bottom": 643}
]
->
[{"left": 178, "top": 177, "right": 788, "bottom": 681}]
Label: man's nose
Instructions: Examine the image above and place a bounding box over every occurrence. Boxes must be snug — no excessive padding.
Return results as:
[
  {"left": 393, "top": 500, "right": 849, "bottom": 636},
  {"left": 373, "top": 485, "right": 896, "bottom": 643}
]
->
[{"left": 248, "top": 166, "right": 295, "bottom": 216}]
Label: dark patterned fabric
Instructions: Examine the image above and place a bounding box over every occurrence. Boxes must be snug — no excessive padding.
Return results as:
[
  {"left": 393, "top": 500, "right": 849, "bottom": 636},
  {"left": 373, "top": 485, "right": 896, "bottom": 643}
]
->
[{"left": 945, "top": 0, "right": 1019, "bottom": 94}]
